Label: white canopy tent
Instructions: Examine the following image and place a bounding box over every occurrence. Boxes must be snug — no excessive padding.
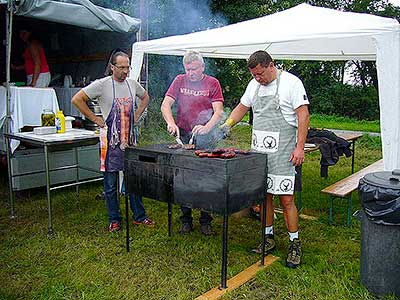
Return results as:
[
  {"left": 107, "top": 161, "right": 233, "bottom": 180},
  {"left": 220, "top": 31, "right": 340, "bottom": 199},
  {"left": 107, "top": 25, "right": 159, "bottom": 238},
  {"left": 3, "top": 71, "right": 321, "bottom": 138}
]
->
[{"left": 130, "top": 3, "right": 400, "bottom": 171}]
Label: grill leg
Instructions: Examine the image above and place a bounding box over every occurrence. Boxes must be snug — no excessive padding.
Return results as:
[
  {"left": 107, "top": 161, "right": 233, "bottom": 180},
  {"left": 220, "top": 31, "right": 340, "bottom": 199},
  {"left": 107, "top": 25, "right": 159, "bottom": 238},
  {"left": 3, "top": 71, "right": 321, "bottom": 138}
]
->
[
  {"left": 261, "top": 198, "right": 267, "bottom": 266},
  {"left": 168, "top": 202, "right": 172, "bottom": 237},
  {"left": 125, "top": 194, "right": 130, "bottom": 252},
  {"left": 220, "top": 214, "right": 228, "bottom": 289}
]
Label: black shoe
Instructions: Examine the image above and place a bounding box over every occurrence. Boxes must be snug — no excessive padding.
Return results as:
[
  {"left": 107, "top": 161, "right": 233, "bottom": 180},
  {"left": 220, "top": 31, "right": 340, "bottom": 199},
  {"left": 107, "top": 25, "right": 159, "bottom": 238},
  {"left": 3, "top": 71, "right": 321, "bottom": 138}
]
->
[
  {"left": 179, "top": 223, "right": 193, "bottom": 234},
  {"left": 200, "top": 224, "right": 213, "bottom": 236},
  {"left": 286, "top": 238, "right": 301, "bottom": 268},
  {"left": 252, "top": 234, "right": 276, "bottom": 254}
]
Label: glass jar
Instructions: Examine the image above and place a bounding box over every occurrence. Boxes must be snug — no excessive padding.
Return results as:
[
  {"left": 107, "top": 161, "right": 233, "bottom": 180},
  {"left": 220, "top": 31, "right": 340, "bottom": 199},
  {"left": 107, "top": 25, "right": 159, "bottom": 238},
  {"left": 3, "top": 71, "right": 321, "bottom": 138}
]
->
[{"left": 41, "top": 109, "right": 55, "bottom": 126}]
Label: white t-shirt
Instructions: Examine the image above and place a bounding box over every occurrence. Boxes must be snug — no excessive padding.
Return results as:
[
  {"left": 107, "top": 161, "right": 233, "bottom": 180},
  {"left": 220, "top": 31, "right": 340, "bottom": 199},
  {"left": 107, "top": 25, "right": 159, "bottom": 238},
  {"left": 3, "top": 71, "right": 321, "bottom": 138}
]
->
[{"left": 240, "top": 70, "right": 309, "bottom": 127}]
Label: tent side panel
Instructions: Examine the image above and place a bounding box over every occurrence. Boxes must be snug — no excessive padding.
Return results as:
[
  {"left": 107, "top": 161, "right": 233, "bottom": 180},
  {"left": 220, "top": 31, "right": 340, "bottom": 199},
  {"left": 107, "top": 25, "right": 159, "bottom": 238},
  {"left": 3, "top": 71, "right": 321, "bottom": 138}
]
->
[{"left": 375, "top": 31, "right": 400, "bottom": 171}]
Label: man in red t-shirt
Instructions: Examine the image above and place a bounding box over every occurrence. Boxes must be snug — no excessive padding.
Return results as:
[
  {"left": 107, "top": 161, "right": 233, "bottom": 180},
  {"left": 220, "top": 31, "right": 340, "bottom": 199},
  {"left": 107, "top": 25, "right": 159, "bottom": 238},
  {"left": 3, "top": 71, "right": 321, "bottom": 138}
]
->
[{"left": 161, "top": 50, "right": 224, "bottom": 236}]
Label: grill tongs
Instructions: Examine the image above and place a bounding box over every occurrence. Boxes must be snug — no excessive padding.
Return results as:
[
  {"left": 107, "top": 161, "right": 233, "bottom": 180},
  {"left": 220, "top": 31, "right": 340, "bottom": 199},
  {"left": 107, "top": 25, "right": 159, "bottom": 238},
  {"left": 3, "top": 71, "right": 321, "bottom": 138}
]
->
[
  {"left": 188, "top": 132, "right": 196, "bottom": 145},
  {"left": 174, "top": 130, "right": 184, "bottom": 146}
]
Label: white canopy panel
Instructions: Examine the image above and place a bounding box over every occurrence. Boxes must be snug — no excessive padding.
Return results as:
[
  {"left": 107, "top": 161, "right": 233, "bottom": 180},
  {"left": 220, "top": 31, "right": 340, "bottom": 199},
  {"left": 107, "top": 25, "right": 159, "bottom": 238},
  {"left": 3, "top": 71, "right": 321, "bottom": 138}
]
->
[
  {"left": 3, "top": 0, "right": 140, "bottom": 33},
  {"left": 131, "top": 4, "right": 400, "bottom": 171}
]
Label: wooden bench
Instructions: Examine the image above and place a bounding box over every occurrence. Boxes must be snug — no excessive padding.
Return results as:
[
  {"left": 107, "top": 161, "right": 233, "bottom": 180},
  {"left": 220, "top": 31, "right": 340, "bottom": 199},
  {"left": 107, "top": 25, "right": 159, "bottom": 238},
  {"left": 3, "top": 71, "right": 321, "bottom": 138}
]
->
[{"left": 321, "top": 159, "right": 384, "bottom": 225}]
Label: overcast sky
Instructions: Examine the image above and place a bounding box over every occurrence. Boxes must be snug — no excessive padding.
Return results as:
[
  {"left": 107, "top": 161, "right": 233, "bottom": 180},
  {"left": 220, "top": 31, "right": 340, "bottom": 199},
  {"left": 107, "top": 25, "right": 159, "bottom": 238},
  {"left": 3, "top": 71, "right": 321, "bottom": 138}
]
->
[{"left": 388, "top": 0, "right": 400, "bottom": 6}]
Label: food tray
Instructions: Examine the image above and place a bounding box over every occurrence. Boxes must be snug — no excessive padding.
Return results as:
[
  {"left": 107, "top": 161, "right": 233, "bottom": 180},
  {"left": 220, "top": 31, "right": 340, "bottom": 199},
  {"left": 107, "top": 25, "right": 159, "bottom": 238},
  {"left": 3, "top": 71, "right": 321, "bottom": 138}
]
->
[{"left": 33, "top": 126, "right": 57, "bottom": 135}]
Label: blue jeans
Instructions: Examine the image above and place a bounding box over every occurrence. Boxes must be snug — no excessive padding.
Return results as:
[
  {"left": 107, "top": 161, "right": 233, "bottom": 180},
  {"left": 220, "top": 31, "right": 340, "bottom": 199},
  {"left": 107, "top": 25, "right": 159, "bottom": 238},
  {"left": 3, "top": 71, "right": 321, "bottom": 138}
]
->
[{"left": 103, "top": 171, "right": 146, "bottom": 223}]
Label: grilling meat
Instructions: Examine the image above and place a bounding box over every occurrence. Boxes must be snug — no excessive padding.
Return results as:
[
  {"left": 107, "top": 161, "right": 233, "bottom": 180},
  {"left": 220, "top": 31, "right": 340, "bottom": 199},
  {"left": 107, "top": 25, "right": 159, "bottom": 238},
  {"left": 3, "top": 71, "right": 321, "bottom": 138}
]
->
[
  {"left": 194, "top": 148, "right": 249, "bottom": 159},
  {"left": 167, "top": 144, "right": 196, "bottom": 150},
  {"left": 168, "top": 144, "right": 182, "bottom": 149},
  {"left": 182, "top": 144, "right": 195, "bottom": 150}
]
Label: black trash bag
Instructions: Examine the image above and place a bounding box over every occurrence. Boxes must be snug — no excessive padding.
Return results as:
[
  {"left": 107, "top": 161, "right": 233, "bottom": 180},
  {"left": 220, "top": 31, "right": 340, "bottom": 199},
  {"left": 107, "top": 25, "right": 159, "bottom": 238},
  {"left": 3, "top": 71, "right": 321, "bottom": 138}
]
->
[{"left": 358, "top": 171, "right": 400, "bottom": 225}]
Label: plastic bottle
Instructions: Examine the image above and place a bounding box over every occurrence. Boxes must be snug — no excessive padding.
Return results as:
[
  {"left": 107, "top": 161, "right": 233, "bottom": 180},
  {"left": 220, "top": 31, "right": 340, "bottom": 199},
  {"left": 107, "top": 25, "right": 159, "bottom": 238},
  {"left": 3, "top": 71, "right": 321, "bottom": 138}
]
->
[{"left": 55, "top": 110, "right": 66, "bottom": 133}]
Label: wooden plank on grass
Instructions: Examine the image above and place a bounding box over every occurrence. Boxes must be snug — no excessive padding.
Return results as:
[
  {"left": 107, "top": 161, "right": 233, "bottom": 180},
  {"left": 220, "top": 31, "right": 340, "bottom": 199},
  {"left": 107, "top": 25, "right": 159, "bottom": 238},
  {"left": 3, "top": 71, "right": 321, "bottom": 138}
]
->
[
  {"left": 195, "top": 255, "right": 279, "bottom": 300},
  {"left": 275, "top": 208, "right": 318, "bottom": 221}
]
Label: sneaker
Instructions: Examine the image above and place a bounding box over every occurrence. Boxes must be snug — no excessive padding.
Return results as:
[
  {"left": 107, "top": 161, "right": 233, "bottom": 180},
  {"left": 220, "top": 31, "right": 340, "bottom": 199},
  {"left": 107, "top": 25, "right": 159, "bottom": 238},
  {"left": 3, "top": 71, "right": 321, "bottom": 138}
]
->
[
  {"left": 252, "top": 234, "right": 276, "bottom": 254},
  {"left": 179, "top": 223, "right": 193, "bottom": 234},
  {"left": 133, "top": 217, "right": 155, "bottom": 227},
  {"left": 200, "top": 224, "right": 213, "bottom": 236},
  {"left": 286, "top": 238, "right": 301, "bottom": 268},
  {"left": 108, "top": 222, "right": 121, "bottom": 233}
]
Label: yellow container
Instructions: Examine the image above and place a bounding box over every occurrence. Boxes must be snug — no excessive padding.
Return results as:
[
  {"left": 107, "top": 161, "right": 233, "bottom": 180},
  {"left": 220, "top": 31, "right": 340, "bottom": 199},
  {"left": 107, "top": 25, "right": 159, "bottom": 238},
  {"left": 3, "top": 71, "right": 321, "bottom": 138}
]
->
[{"left": 55, "top": 110, "right": 66, "bottom": 133}]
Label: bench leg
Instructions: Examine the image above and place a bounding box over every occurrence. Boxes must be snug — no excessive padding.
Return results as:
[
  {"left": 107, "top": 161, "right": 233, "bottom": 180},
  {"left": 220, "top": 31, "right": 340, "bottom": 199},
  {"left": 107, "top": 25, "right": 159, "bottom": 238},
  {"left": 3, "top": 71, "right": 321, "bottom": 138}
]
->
[
  {"left": 347, "top": 194, "right": 352, "bottom": 226},
  {"left": 329, "top": 195, "right": 334, "bottom": 225}
]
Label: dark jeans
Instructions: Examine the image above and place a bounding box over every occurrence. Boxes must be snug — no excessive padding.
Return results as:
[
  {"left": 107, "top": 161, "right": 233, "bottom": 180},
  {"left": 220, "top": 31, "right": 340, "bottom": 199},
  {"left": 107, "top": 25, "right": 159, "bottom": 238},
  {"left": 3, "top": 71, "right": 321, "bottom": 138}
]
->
[
  {"left": 180, "top": 206, "right": 213, "bottom": 226},
  {"left": 103, "top": 171, "right": 146, "bottom": 223}
]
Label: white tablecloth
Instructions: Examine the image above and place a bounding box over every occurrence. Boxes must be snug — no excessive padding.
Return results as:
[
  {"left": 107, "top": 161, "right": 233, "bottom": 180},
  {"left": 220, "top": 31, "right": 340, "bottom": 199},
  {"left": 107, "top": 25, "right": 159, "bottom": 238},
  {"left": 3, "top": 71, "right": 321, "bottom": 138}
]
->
[{"left": 0, "top": 86, "right": 60, "bottom": 152}]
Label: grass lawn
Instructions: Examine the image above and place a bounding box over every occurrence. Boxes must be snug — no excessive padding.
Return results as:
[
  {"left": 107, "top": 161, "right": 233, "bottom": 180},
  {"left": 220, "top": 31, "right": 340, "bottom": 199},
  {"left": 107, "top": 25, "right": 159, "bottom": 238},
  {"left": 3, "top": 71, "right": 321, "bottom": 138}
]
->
[{"left": 1, "top": 125, "right": 396, "bottom": 300}]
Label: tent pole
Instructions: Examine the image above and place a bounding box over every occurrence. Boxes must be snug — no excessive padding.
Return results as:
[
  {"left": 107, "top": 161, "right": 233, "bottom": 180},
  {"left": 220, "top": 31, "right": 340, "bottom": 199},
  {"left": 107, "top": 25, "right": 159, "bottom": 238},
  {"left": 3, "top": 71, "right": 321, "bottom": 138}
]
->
[{"left": 5, "top": 0, "right": 15, "bottom": 218}]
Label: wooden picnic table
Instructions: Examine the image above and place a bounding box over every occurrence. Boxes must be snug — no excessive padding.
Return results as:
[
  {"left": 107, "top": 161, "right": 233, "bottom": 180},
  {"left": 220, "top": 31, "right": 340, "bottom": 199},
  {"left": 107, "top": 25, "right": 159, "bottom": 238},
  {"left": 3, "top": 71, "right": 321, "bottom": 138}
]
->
[{"left": 297, "top": 132, "right": 364, "bottom": 210}]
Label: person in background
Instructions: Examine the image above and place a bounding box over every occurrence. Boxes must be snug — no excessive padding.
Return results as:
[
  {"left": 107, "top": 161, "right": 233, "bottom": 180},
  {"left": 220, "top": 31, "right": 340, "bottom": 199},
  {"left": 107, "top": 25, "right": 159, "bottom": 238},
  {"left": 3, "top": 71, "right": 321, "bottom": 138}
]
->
[
  {"left": 161, "top": 50, "right": 224, "bottom": 236},
  {"left": 11, "top": 29, "right": 51, "bottom": 87},
  {"left": 221, "top": 50, "right": 309, "bottom": 268},
  {"left": 72, "top": 51, "right": 155, "bottom": 232}
]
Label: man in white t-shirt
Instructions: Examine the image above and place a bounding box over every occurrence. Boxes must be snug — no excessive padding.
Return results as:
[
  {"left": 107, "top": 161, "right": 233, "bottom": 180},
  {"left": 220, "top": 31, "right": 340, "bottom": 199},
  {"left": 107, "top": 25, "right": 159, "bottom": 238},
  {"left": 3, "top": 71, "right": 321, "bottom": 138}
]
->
[{"left": 222, "top": 50, "right": 309, "bottom": 268}]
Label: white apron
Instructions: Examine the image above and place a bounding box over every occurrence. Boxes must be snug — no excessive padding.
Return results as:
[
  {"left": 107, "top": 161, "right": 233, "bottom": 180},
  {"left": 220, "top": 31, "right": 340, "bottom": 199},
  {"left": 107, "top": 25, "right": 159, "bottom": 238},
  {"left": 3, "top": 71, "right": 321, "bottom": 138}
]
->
[{"left": 251, "top": 71, "right": 297, "bottom": 195}]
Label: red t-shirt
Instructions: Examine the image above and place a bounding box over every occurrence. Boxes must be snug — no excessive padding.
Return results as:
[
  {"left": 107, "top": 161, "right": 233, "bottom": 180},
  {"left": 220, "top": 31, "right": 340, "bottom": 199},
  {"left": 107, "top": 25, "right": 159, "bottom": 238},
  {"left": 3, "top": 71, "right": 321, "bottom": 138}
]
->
[
  {"left": 23, "top": 46, "right": 50, "bottom": 75},
  {"left": 165, "top": 74, "right": 224, "bottom": 132}
]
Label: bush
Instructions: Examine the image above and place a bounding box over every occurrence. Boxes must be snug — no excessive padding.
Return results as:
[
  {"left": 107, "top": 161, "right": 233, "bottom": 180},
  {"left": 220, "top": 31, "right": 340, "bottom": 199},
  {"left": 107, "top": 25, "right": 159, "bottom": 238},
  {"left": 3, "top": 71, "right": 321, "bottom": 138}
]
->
[{"left": 310, "top": 83, "right": 378, "bottom": 120}]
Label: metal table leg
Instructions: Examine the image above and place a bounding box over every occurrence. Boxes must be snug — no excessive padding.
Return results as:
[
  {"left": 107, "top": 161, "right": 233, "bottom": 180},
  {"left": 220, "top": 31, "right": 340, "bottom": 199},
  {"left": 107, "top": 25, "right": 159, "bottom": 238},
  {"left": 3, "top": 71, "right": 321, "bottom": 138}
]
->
[
  {"left": 74, "top": 147, "right": 79, "bottom": 197},
  {"left": 5, "top": 136, "right": 15, "bottom": 219},
  {"left": 125, "top": 194, "right": 130, "bottom": 252},
  {"left": 260, "top": 198, "right": 267, "bottom": 266},
  {"left": 168, "top": 202, "right": 172, "bottom": 237},
  {"left": 44, "top": 145, "right": 53, "bottom": 235},
  {"left": 220, "top": 214, "right": 228, "bottom": 289}
]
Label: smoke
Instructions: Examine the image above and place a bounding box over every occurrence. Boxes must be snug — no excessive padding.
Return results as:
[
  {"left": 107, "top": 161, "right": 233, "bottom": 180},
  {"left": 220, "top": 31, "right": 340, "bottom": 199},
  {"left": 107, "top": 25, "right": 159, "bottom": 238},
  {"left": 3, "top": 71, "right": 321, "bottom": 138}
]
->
[{"left": 147, "top": 0, "right": 228, "bottom": 39}]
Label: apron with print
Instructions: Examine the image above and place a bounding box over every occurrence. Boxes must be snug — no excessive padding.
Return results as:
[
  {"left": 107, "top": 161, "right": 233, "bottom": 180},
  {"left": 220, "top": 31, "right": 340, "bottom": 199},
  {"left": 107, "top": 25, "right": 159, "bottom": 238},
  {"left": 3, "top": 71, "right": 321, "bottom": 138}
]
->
[
  {"left": 251, "top": 71, "right": 297, "bottom": 195},
  {"left": 100, "top": 79, "right": 137, "bottom": 172}
]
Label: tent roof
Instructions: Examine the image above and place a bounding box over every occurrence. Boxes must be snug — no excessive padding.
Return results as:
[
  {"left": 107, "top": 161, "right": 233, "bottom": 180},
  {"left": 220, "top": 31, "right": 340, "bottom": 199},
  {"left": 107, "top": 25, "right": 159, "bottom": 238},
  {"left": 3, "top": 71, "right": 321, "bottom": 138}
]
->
[
  {"left": 2, "top": 0, "right": 140, "bottom": 33},
  {"left": 132, "top": 3, "right": 399, "bottom": 60}
]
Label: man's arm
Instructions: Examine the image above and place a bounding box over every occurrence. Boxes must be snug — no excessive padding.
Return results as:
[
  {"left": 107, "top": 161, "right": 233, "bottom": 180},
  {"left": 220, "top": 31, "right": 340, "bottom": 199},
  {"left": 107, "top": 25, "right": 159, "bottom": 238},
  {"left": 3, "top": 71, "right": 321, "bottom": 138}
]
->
[
  {"left": 134, "top": 91, "right": 150, "bottom": 124},
  {"left": 29, "top": 41, "right": 42, "bottom": 87},
  {"left": 71, "top": 90, "right": 105, "bottom": 127},
  {"left": 227, "top": 103, "right": 250, "bottom": 125},
  {"left": 289, "top": 104, "right": 309, "bottom": 166},
  {"left": 192, "top": 101, "right": 223, "bottom": 135},
  {"left": 161, "top": 95, "right": 179, "bottom": 136}
]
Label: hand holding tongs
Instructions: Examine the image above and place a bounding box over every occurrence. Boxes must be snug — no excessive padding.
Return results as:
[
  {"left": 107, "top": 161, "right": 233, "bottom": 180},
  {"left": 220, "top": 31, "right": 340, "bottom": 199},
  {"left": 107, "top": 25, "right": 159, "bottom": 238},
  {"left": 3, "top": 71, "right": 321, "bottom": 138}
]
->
[
  {"left": 174, "top": 129, "right": 184, "bottom": 145},
  {"left": 188, "top": 132, "right": 196, "bottom": 145}
]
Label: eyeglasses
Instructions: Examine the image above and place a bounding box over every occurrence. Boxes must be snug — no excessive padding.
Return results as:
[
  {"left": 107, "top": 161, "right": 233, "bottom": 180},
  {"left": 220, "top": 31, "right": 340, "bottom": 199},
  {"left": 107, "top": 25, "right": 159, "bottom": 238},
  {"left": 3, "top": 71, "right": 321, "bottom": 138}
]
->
[{"left": 112, "top": 64, "right": 131, "bottom": 71}]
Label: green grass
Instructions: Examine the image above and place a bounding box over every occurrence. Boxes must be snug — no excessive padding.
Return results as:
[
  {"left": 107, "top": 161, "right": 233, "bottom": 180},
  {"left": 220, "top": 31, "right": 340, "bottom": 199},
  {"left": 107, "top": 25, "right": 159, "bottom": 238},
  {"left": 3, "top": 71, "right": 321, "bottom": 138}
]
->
[
  {"left": 1, "top": 123, "right": 397, "bottom": 300},
  {"left": 241, "top": 113, "right": 380, "bottom": 132},
  {"left": 309, "top": 114, "right": 380, "bottom": 132}
]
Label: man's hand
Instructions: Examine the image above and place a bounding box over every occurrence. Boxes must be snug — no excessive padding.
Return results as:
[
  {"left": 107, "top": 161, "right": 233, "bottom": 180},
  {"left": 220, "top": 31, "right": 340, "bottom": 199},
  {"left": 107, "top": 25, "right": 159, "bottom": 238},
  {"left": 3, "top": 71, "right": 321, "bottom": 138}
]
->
[
  {"left": 219, "top": 118, "right": 236, "bottom": 138},
  {"left": 192, "top": 124, "right": 210, "bottom": 135},
  {"left": 167, "top": 122, "right": 180, "bottom": 137},
  {"left": 92, "top": 116, "right": 105, "bottom": 128},
  {"left": 289, "top": 147, "right": 305, "bottom": 166}
]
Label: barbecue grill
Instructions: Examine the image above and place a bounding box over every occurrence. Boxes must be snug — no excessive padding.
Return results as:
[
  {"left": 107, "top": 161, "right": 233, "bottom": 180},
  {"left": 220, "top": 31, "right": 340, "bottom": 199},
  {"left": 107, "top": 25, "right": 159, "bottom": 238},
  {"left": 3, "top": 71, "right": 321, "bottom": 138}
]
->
[{"left": 124, "top": 144, "right": 268, "bottom": 288}]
